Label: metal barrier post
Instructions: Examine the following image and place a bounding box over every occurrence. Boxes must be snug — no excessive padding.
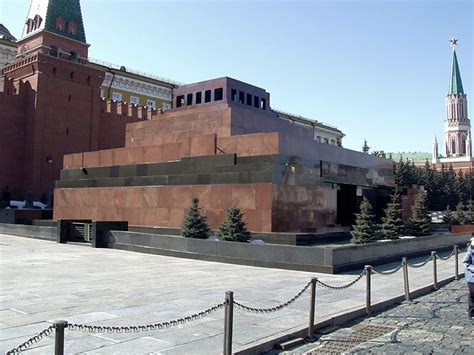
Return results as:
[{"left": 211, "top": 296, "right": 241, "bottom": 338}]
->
[
  {"left": 454, "top": 245, "right": 459, "bottom": 280},
  {"left": 54, "top": 320, "right": 67, "bottom": 355},
  {"left": 308, "top": 278, "right": 317, "bottom": 339},
  {"left": 223, "top": 291, "right": 234, "bottom": 355},
  {"left": 402, "top": 257, "right": 410, "bottom": 301},
  {"left": 431, "top": 251, "right": 438, "bottom": 289},
  {"left": 365, "top": 265, "right": 372, "bottom": 316}
]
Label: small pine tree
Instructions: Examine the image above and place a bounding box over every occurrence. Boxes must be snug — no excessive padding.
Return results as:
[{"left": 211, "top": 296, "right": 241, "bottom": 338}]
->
[
  {"left": 362, "top": 139, "right": 370, "bottom": 153},
  {"left": 409, "top": 193, "right": 431, "bottom": 236},
  {"left": 181, "top": 197, "right": 210, "bottom": 239},
  {"left": 381, "top": 195, "right": 404, "bottom": 240},
  {"left": 351, "top": 198, "right": 378, "bottom": 244},
  {"left": 454, "top": 201, "right": 466, "bottom": 225},
  {"left": 465, "top": 200, "right": 474, "bottom": 224},
  {"left": 217, "top": 205, "right": 251, "bottom": 242},
  {"left": 442, "top": 205, "right": 453, "bottom": 224}
]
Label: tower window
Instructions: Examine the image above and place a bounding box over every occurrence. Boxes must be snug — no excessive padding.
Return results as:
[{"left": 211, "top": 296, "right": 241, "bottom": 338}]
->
[
  {"left": 204, "top": 90, "right": 211, "bottom": 103},
  {"left": 50, "top": 46, "right": 59, "bottom": 57},
  {"left": 246, "top": 93, "right": 252, "bottom": 106},
  {"left": 69, "top": 51, "right": 79, "bottom": 62},
  {"left": 196, "top": 92, "right": 202, "bottom": 104},
  {"left": 214, "top": 88, "right": 223, "bottom": 101},
  {"left": 186, "top": 93, "right": 193, "bottom": 105},
  {"left": 33, "top": 15, "right": 42, "bottom": 30},
  {"left": 68, "top": 21, "right": 77, "bottom": 36},
  {"left": 176, "top": 95, "right": 184, "bottom": 107},
  {"left": 55, "top": 17, "right": 65, "bottom": 32}
]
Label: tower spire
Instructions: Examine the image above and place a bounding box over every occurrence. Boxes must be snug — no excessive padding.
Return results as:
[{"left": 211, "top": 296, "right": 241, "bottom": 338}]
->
[{"left": 449, "top": 37, "right": 464, "bottom": 95}]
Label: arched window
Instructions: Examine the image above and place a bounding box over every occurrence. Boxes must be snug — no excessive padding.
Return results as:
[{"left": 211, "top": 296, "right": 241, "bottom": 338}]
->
[
  {"left": 49, "top": 45, "right": 59, "bottom": 57},
  {"left": 33, "top": 15, "right": 42, "bottom": 30},
  {"left": 26, "top": 19, "right": 34, "bottom": 34},
  {"left": 451, "top": 137, "right": 457, "bottom": 155},
  {"left": 69, "top": 51, "right": 79, "bottom": 62},
  {"left": 461, "top": 134, "right": 467, "bottom": 155},
  {"left": 55, "top": 17, "right": 65, "bottom": 31},
  {"left": 67, "top": 20, "right": 77, "bottom": 36}
]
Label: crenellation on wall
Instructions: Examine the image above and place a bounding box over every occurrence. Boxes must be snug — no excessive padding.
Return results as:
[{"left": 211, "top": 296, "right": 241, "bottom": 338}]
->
[{"left": 101, "top": 98, "right": 157, "bottom": 121}]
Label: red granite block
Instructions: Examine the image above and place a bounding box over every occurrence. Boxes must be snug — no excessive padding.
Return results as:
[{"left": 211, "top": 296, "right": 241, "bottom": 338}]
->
[
  {"left": 191, "top": 185, "right": 211, "bottom": 206},
  {"left": 143, "top": 145, "right": 163, "bottom": 163},
  {"left": 172, "top": 186, "right": 193, "bottom": 208},
  {"left": 157, "top": 187, "right": 173, "bottom": 208},
  {"left": 242, "top": 209, "right": 261, "bottom": 232},
  {"left": 206, "top": 208, "right": 225, "bottom": 229},
  {"left": 232, "top": 185, "right": 256, "bottom": 209},
  {"left": 255, "top": 184, "right": 273, "bottom": 209},
  {"left": 162, "top": 143, "right": 181, "bottom": 161},
  {"left": 169, "top": 208, "right": 185, "bottom": 227},
  {"left": 83, "top": 151, "right": 100, "bottom": 167},
  {"left": 211, "top": 185, "right": 233, "bottom": 209}
]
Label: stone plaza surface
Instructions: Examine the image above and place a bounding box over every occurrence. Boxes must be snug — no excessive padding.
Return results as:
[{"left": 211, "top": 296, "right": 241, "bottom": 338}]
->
[
  {"left": 0, "top": 234, "right": 468, "bottom": 354},
  {"left": 281, "top": 279, "right": 472, "bottom": 354}
]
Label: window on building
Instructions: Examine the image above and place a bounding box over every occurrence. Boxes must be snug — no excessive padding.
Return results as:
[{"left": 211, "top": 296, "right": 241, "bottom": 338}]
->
[
  {"left": 186, "top": 93, "right": 193, "bottom": 105},
  {"left": 162, "top": 102, "right": 171, "bottom": 111},
  {"left": 246, "top": 93, "right": 252, "bottom": 106},
  {"left": 196, "top": 92, "right": 202, "bottom": 104},
  {"left": 231, "top": 89, "right": 237, "bottom": 101},
  {"left": 315, "top": 136, "right": 321, "bottom": 142},
  {"left": 176, "top": 95, "right": 184, "bottom": 107},
  {"left": 112, "top": 92, "right": 122, "bottom": 101},
  {"left": 239, "top": 91, "right": 244, "bottom": 104},
  {"left": 205, "top": 90, "right": 211, "bottom": 103},
  {"left": 214, "top": 88, "right": 223, "bottom": 101},
  {"left": 260, "top": 98, "right": 267, "bottom": 110},
  {"left": 130, "top": 96, "right": 139, "bottom": 105},
  {"left": 55, "top": 16, "right": 65, "bottom": 32},
  {"left": 49, "top": 45, "right": 59, "bottom": 57},
  {"left": 33, "top": 15, "right": 42, "bottom": 31},
  {"left": 254, "top": 96, "right": 259, "bottom": 108},
  {"left": 69, "top": 51, "right": 79, "bottom": 62},
  {"left": 147, "top": 100, "right": 156, "bottom": 109},
  {"left": 324, "top": 138, "right": 329, "bottom": 144},
  {"left": 331, "top": 139, "right": 335, "bottom": 145},
  {"left": 67, "top": 20, "right": 77, "bottom": 36},
  {"left": 26, "top": 19, "right": 34, "bottom": 34}
]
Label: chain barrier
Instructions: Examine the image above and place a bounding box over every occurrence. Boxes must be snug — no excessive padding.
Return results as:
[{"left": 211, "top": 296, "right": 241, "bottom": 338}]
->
[
  {"left": 407, "top": 254, "right": 433, "bottom": 268},
  {"left": 372, "top": 262, "right": 403, "bottom": 275},
  {"left": 234, "top": 280, "right": 312, "bottom": 313},
  {"left": 316, "top": 270, "right": 366, "bottom": 290},
  {"left": 6, "top": 325, "right": 55, "bottom": 354},
  {"left": 437, "top": 249, "right": 455, "bottom": 261},
  {"left": 68, "top": 302, "right": 225, "bottom": 333}
]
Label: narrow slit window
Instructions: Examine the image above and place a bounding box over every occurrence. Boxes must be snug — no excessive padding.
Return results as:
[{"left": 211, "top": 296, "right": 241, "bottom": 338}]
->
[
  {"left": 214, "top": 88, "right": 223, "bottom": 101},
  {"left": 205, "top": 90, "right": 211, "bottom": 103},
  {"left": 231, "top": 89, "right": 237, "bottom": 101},
  {"left": 176, "top": 95, "right": 184, "bottom": 107},
  {"left": 246, "top": 93, "right": 252, "bottom": 106},
  {"left": 239, "top": 91, "right": 244, "bottom": 104},
  {"left": 186, "top": 93, "right": 193, "bottom": 105},
  {"left": 196, "top": 92, "right": 202, "bottom": 104},
  {"left": 254, "top": 96, "right": 259, "bottom": 108}
]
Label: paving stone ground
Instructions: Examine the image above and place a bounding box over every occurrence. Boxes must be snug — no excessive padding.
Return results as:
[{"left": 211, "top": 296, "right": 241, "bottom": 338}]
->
[
  {"left": 0, "top": 234, "right": 469, "bottom": 354},
  {"left": 277, "top": 280, "right": 473, "bottom": 354}
]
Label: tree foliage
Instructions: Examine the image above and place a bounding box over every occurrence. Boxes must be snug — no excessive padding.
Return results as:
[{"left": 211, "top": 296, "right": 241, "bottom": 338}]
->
[
  {"left": 381, "top": 194, "right": 404, "bottom": 240},
  {"left": 181, "top": 197, "right": 210, "bottom": 239},
  {"left": 408, "top": 193, "right": 431, "bottom": 236},
  {"left": 217, "top": 205, "right": 251, "bottom": 242},
  {"left": 351, "top": 198, "right": 378, "bottom": 244}
]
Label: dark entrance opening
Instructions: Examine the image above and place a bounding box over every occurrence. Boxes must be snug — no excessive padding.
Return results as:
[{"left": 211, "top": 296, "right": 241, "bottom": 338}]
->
[{"left": 336, "top": 184, "right": 357, "bottom": 226}]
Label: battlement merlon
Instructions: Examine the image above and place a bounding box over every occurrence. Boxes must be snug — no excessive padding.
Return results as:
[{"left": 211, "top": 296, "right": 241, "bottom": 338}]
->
[{"left": 101, "top": 98, "right": 158, "bottom": 120}]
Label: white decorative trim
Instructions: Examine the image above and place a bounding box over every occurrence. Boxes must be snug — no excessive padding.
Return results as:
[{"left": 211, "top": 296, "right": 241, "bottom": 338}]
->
[{"left": 103, "top": 72, "right": 172, "bottom": 101}]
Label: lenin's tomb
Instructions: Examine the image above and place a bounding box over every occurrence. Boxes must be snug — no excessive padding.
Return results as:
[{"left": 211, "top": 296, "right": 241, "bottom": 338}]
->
[{"left": 54, "top": 77, "right": 394, "bottom": 233}]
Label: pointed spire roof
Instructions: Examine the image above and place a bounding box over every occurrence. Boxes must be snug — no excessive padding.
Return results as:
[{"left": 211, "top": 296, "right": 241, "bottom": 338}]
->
[
  {"left": 22, "top": 0, "right": 86, "bottom": 43},
  {"left": 449, "top": 49, "right": 464, "bottom": 95}
]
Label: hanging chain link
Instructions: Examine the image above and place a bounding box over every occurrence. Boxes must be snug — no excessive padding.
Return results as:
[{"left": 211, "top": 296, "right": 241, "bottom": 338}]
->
[
  {"left": 407, "top": 254, "right": 433, "bottom": 268},
  {"left": 316, "top": 270, "right": 366, "bottom": 290},
  {"left": 68, "top": 302, "right": 225, "bottom": 333},
  {"left": 234, "top": 280, "right": 312, "bottom": 313},
  {"left": 372, "top": 262, "right": 403, "bottom": 275},
  {"left": 6, "top": 325, "right": 55, "bottom": 354},
  {"left": 437, "top": 249, "right": 455, "bottom": 261}
]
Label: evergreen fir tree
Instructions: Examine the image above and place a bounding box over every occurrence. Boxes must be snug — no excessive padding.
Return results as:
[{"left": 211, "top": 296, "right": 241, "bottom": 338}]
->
[
  {"left": 381, "top": 194, "right": 404, "bottom": 240},
  {"left": 217, "top": 205, "right": 251, "bottom": 242},
  {"left": 466, "top": 200, "right": 474, "bottom": 224},
  {"left": 442, "top": 205, "right": 453, "bottom": 224},
  {"left": 362, "top": 139, "right": 370, "bottom": 153},
  {"left": 351, "top": 198, "right": 378, "bottom": 244},
  {"left": 181, "top": 197, "right": 210, "bottom": 239},
  {"left": 409, "top": 193, "right": 431, "bottom": 236},
  {"left": 454, "top": 201, "right": 466, "bottom": 225}
]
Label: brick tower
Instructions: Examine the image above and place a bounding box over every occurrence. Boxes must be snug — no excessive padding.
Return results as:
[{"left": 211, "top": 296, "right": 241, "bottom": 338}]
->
[
  {"left": 444, "top": 38, "right": 470, "bottom": 158},
  {"left": 1, "top": 0, "right": 104, "bottom": 198}
]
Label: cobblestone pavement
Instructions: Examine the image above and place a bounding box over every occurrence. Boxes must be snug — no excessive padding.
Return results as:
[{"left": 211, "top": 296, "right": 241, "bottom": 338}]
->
[
  {"left": 279, "top": 280, "right": 473, "bottom": 354},
  {"left": 0, "top": 234, "right": 468, "bottom": 354}
]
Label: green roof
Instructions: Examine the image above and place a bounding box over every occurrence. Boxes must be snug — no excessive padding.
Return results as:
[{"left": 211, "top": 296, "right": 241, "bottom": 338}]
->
[
  {"left": 23, "top": 0, "right": 86, "bottom": 43},
  {"left": 449, "top": 50, "right": 464, "bottom": 95}
]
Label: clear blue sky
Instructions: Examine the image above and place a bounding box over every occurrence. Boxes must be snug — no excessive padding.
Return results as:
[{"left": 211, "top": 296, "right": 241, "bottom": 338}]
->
[{"left": 2, "top": 0, "right": 472, "bottom": 153}]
